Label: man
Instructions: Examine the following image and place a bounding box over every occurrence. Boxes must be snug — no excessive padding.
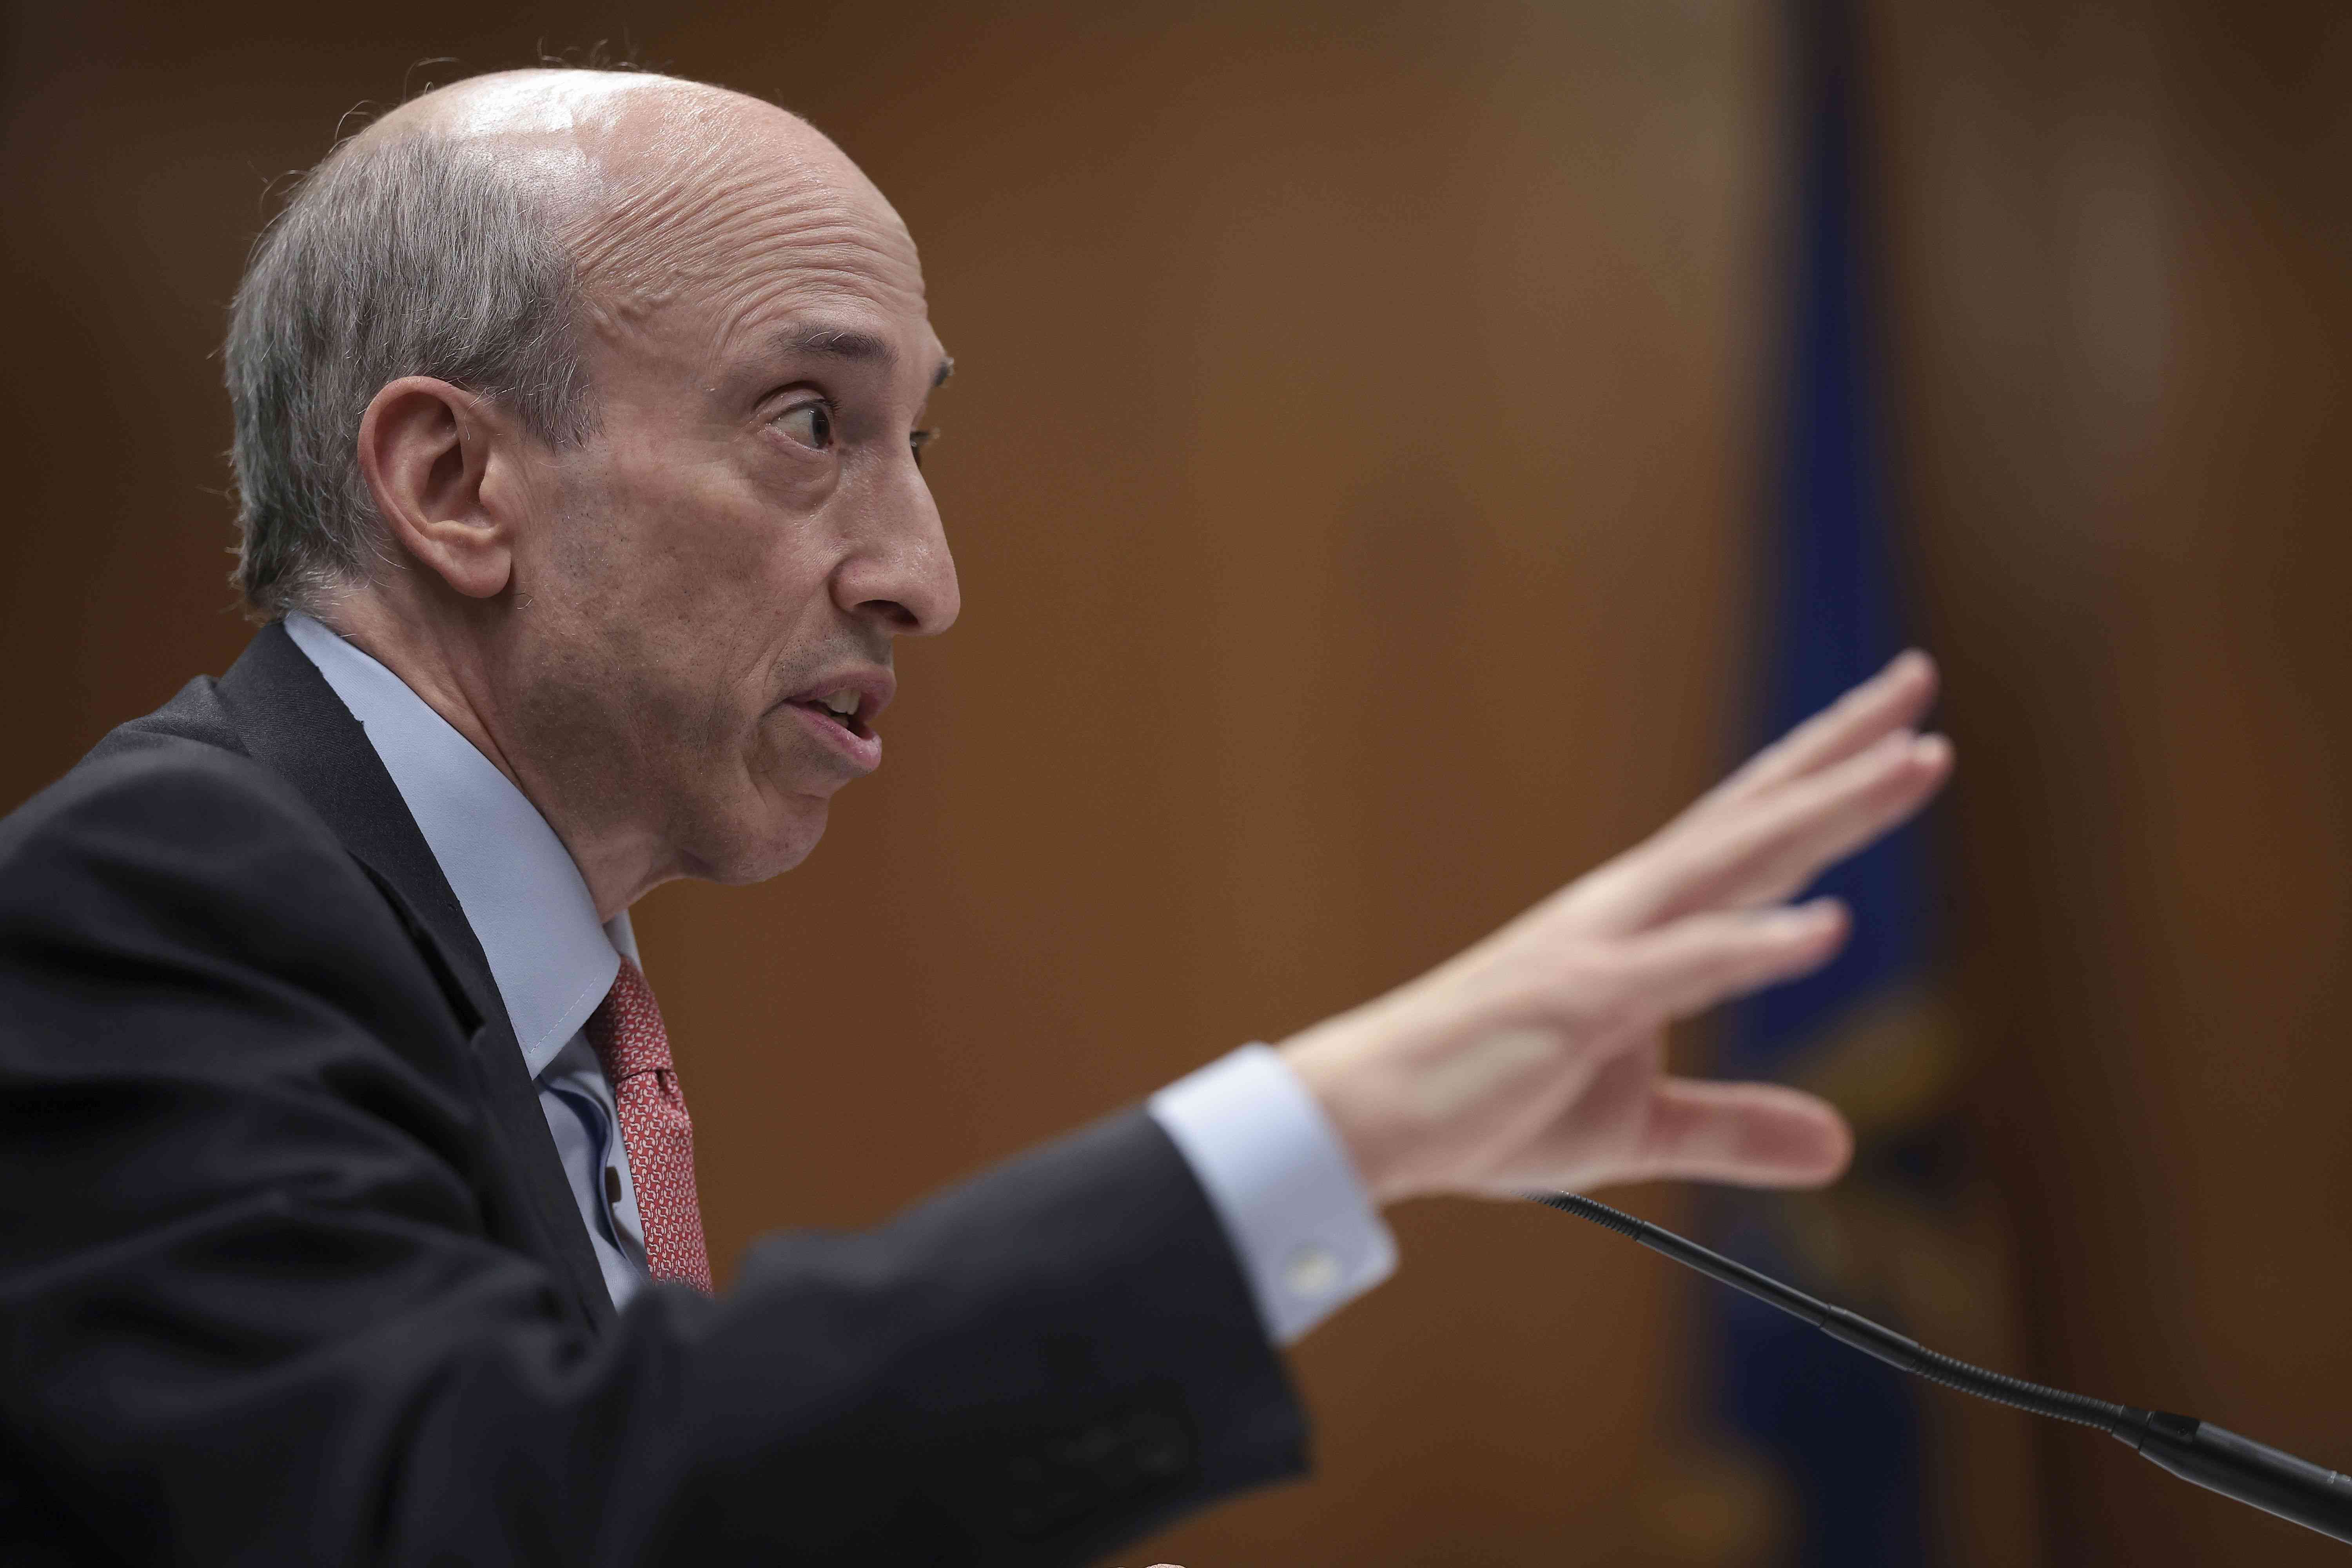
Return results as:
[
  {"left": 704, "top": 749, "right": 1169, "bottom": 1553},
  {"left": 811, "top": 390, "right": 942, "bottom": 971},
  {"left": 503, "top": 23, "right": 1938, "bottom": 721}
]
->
[{"left": 0, "top": 66, "right": 1950, "bottom": 1565}]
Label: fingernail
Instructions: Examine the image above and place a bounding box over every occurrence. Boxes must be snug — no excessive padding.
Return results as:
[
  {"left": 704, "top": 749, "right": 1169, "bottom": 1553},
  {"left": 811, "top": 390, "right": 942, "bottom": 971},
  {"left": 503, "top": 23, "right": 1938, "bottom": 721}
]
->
[
  {"left": 1911, "top": 734, "right": 1951, "bottom": 768},
  {"left": 1777, "top": 898, "right": 1843, "bottom": 933}
]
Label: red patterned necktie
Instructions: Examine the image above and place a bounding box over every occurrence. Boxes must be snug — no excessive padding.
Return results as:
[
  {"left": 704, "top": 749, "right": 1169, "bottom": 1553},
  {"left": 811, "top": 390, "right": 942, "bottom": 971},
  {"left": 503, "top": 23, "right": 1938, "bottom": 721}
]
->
[{"left": 584, "top": 956, "right": 713, "bottom": 1293}]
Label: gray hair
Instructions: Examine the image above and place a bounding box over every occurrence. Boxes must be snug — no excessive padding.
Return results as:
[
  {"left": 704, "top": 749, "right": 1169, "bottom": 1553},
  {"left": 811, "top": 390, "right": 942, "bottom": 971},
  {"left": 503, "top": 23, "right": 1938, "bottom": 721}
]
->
[{"left": 225, "top": 130, "right": 598, "bottom": 617}]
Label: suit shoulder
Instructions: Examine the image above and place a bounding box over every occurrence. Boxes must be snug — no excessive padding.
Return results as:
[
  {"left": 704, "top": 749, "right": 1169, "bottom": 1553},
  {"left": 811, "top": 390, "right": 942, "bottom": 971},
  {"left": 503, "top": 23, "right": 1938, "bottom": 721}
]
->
[
  {"left": 85, "top": 671, "right": 245, "bottom": 764},
  {"left": 11, "top": 718, "right": 329, "bottom": 859},
  {"left": 0, "top": 706, "right": 473, "bottom": 1074},
  {"left": 6, "top": 669, "right": 260, "bottom": 837},
  {"left": 0, "top": 722, "right": 378, "bottom": 949}
]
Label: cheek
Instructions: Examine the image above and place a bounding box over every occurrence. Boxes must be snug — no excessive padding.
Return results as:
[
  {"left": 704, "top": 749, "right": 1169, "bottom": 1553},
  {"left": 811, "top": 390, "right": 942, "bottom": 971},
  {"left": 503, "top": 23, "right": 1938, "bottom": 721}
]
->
[
  {"left": 595, "top": 442, "right": 837, "bottom": 618},
  {"left": 550, "top": 439, "right": 846, "bottom": 748}
]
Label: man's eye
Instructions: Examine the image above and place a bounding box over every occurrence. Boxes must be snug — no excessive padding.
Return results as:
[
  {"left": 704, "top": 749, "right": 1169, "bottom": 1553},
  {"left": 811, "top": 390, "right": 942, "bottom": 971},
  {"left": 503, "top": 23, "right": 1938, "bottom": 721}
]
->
[
  {"left": 910, "top": 427, "right": 940, "bottom": 470},
  {"left": 774, "top": 400, "right": 835, "bottom": 451}
]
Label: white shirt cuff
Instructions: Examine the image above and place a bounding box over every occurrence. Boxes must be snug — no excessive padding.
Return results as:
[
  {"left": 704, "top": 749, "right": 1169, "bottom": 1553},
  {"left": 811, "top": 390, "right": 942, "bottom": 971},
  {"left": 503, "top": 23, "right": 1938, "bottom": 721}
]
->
[{"left": 1148, "top": 1043, "right": 1397, "bottom": 1345}]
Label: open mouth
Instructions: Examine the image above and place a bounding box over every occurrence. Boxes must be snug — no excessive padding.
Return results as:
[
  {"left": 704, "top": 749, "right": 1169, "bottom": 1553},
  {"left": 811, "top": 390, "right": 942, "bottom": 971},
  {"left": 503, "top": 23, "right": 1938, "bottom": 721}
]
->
[{"left": 789, "top": 689, "right": 872, "bottom": 740}]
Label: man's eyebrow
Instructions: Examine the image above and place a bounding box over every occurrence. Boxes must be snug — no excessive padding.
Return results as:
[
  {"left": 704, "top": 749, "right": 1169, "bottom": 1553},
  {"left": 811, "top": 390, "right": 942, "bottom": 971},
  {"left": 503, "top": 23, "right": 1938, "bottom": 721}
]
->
[
  {"left": 771, "top": 327, "right": 954, "bottom": 390},
  {"left": 781, "top": 325, "right": 896, "bottom": 366}
]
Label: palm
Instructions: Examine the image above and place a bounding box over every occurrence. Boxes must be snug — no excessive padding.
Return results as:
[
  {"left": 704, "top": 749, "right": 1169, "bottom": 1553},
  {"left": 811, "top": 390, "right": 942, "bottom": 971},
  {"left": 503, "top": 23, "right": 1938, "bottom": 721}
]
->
[{"left": 1472, "top": 1027, "right": 1664, "bottom": 1194}]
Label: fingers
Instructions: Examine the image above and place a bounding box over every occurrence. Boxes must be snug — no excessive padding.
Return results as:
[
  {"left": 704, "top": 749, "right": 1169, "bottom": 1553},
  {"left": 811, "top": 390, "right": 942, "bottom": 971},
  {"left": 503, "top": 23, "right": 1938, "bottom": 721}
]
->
[
  {"left": 1594, "top": 898, "right": 1849, "bottom": 1023},
  {"left": 1627, "top": 1077, "right": 1853, "bottom": 1188},
  {"left": 1690, "top": 730, "right": 1951, "bottom": 915},
  {"left": 1575, "top": 728, "right": 1948, "bottom": 934},
  {"left": 1702, "top": 650, "right": 1938, "bottom": 814}
]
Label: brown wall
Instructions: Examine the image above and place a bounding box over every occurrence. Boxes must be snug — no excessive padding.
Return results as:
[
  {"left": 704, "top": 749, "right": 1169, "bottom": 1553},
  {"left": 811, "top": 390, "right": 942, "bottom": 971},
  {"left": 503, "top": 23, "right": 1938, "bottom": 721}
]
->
[
  {"left": 4, "top": 2, "right": 2346, "bottom": 1563},
  {"left": 1873, "top": 2, "right": 2352, "bottom": 1563}
]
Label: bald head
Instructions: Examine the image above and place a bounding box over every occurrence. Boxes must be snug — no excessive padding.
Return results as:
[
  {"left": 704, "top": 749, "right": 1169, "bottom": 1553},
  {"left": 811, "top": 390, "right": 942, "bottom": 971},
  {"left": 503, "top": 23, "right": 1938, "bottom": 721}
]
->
[
  {"left": 371, "top": 70, "right": 920, "bottom": 332},
  {"left": 374, "top": 64, "right": 695, "bottom": 139},
  {"left": 226, "top": 66, "right": 929, "bottom": 615}
]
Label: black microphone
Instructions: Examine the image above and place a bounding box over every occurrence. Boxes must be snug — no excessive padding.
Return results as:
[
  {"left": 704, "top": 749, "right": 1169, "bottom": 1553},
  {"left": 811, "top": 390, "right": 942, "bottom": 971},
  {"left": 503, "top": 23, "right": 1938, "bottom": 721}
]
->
[{"left": 1531, "top": 1190, "right": 2352, "bottom": 1547}]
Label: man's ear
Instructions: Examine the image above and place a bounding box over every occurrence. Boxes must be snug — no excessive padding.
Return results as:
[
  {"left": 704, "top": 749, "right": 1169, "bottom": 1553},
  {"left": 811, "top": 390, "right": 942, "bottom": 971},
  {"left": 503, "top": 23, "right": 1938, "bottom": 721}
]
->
[{"left": 355, "top": 376, "right": 520, "bottom": 600}]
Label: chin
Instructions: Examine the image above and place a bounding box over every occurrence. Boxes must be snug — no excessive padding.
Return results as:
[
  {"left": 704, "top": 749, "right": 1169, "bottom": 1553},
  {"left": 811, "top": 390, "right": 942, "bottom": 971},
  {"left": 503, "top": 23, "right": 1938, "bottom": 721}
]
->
[
  {"left": 692, "top": 737, "right": 851, "bottom": 884},
  {"left": 702, "top": 795, "right": 833, "bottom": 886}
]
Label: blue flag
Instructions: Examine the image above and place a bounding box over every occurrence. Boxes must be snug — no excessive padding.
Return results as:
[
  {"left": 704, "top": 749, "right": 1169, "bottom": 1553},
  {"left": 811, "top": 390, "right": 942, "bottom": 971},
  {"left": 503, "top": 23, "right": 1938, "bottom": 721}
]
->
[{"left": 1705, "top": 0, "right": 1945, "bottom": 1561}]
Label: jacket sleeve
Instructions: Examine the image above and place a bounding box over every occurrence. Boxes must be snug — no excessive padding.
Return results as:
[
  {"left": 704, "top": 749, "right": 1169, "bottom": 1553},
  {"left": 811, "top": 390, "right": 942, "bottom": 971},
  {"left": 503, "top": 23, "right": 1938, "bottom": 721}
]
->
[{"left": 0, "top": 745, "right": 1307, "bottom": 1567}]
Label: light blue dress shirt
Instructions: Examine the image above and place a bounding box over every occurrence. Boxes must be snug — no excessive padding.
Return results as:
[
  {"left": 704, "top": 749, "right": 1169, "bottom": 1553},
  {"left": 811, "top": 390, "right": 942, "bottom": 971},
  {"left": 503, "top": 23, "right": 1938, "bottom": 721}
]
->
[{"left": 285, "top": 613, "right": 1394, "bottom": 1339}]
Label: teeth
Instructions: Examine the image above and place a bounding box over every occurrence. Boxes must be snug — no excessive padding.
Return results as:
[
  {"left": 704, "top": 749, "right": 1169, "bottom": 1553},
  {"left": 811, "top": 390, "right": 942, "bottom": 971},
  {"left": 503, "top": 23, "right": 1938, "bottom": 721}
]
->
[{"left": 820, "top": 689, "right": 858, "bottom": 716}]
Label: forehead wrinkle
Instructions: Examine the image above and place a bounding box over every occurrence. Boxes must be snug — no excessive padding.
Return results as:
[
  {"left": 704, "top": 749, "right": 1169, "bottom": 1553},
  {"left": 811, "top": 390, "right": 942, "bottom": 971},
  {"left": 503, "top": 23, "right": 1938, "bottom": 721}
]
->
[
  {"left": 572, "top": 161, "right": 924, "bottom": 345},
  {"left": 594, "top": 246, "right": 928, "bottom": 381},
  {"left": 592, "top": 218, "right": 929, "bottom": 380},
  {"left": 698, "top": 283, "right": 918, "bottom": 384},
  {"left": 575, "top": 154, "right": 825, "bottom": 283}
]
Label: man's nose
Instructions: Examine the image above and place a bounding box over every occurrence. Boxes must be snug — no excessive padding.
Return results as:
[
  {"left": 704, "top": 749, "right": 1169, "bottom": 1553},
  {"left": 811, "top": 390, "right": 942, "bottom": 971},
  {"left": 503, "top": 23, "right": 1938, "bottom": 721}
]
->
[{"left": 834, "top": 461, "right": 960, "bottom": 637}]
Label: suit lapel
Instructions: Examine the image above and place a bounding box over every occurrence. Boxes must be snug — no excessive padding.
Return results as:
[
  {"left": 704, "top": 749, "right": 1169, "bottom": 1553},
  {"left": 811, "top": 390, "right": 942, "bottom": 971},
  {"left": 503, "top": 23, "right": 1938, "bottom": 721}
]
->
[{"left": 216, "top": 622, "right": 618, "bottom": 1331}]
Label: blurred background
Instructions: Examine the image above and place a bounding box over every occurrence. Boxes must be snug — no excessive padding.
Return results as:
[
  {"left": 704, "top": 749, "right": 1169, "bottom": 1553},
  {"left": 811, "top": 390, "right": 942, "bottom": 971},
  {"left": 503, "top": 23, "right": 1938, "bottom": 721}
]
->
[{"left": 5, "top": 0, "right": 2349, "bottom": 1562}]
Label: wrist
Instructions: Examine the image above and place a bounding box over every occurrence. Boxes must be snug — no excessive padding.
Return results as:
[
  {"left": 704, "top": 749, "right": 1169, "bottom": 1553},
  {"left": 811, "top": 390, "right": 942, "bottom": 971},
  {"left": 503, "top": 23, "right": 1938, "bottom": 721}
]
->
[{"left": 1277, "top": 1022, "right": 1410, "bottom": 1206}]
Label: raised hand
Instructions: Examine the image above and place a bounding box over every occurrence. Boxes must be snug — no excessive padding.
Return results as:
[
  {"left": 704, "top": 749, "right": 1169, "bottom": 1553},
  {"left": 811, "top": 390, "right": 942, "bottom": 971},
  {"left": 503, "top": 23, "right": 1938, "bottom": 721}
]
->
[{"left": 1280, "top": 651, "right": 1948, "bottom": 1203}]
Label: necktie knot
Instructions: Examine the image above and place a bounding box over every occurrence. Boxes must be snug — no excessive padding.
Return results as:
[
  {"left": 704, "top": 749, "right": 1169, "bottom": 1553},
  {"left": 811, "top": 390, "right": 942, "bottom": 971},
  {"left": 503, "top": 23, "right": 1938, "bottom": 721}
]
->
[{"left": 588, "top": 955, "right": 672, "bottom": 1082}]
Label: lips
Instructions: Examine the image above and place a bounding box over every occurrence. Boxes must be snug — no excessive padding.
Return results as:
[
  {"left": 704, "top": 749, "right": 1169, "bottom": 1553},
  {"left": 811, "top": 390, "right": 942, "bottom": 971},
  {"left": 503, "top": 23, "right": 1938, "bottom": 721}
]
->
[
  {"left": 779, "top": 667, "right": 895, "bottom": 773},
  {"left": 794, "top": 686, "right": 872, "bottom": 740}
]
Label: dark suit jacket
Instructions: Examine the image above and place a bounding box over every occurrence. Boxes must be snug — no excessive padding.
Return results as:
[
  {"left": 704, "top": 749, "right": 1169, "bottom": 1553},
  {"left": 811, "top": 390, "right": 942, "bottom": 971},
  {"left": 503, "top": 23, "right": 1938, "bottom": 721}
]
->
[{"left": 0, "top": 622, "right": 1306, "bottom": 1565}]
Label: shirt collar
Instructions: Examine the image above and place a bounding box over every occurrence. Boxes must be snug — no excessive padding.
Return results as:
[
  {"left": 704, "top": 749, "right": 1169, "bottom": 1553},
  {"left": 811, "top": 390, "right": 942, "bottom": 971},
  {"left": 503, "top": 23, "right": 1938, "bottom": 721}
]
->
[{"left": 285, "top": 613, "right": 628, "bottom": 1076}]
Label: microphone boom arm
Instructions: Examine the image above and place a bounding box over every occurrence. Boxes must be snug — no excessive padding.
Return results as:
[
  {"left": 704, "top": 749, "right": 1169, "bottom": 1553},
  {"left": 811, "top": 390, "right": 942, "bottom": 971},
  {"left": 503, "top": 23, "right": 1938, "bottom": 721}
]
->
[{"left": 1531, "top": 1191, "right": 2352, "bottom": 1547}]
